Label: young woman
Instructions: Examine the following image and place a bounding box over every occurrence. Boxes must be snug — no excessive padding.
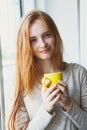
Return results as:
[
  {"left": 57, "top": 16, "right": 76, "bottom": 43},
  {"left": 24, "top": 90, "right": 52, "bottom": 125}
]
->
[{"left": 8, "top": 9, "right": 87, "bottom": 130}]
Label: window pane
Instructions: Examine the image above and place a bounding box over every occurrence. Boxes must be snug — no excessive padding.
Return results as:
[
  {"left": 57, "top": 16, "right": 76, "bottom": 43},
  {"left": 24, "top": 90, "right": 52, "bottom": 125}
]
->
[{"left": 0, "top": 0, "right": 21, "bottom": 129}]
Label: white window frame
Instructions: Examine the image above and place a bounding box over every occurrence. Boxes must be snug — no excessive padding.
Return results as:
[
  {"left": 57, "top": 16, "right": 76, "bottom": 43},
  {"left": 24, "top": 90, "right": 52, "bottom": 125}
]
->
[{"left": 80, "top": 0, "right": 87, "bottom": 68}]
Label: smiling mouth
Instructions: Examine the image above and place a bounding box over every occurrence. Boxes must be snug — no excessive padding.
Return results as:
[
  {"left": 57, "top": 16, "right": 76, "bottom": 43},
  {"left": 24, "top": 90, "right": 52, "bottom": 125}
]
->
[{"left": 40, "top": 48, "right": 50, "bottom": 54}]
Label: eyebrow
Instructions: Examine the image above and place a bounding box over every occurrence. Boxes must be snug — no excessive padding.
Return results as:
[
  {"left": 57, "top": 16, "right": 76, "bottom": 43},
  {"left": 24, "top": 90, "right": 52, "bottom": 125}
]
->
[
  {"left": 43, "top": 31, "right": 51, "bottom": 35},
  {"left": 30, "top": 31, "right": 51, "bottom": 39},
  {"left": 30, "top": 36, "right": 36, "bottom": 40}
]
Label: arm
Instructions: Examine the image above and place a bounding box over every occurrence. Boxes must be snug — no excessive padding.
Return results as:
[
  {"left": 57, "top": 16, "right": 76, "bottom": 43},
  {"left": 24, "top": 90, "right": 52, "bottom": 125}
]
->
[
  {"left": 26, "top": 105, "right": 55, "bottom": 130},
  {"left": 16, "top": 83, "right": 59, "bottom": 130},
  {"left": 64, "top": 67, "right": 87, "bottom": 130},
  {"left": 16, "top": 105, "right": 54, "bottom": 130},
  {"left": 64, "top": 99, "right": 87, "bottom": 130}
]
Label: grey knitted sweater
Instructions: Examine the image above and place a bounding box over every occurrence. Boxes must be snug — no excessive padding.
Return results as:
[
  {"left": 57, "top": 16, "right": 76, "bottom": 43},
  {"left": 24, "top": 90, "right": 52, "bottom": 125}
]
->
[{"left": 16, "top": 63, "right": 87, "bottom": 130}]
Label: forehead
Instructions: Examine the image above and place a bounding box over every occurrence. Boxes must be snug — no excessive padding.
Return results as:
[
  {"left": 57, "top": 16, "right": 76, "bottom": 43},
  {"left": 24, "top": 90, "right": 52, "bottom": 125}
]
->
[{"left": 29, "top": 19, "right": 49, "bottom": 37}]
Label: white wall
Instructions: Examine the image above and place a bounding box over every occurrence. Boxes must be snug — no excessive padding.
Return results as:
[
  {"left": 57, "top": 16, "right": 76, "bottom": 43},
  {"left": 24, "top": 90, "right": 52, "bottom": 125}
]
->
[
  {"left": 45, "top": 0, "right": 80, "bottom": 63},
  {"left": 24, "top": 0, "right": 87, "bottom": 68}
]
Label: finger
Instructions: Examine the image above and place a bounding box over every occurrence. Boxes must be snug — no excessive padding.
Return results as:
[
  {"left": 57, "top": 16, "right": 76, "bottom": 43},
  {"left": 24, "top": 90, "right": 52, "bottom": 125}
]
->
[
  {"left": 60, "top": 93, "right": 65, "bottom": 100},
  {"left": 58, "top": 81, "right": 68, "bottom": 96},
  {"left": 48, "top": 89, "right": 59, "bottom": 101},
  {"left": 58, "top": 85, "right": 66, "bottom": 93},
  {"left": 45, "top": 80, "right": 51, "bottom": 86},
  {"left": 43, "top": 80, "right": 51, "bottom": 89},
  {"left": 51, "top": 95, "right": 59, "bottom": 105},
  {"left": 42, "top": 78, "right": 51, "bottom": 89},
  {"left": 58, "top": 80, "right": 67, "bottom": 88},
  {"left": 46, "top": 84, "right": 57, "bottom": 96}
]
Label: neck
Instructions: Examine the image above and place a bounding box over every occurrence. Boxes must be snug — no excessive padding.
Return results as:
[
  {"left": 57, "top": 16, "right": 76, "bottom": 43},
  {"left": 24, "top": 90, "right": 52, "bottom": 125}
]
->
[
  {"left": 38, "top": 60, "right": 66, "bottom": 74},
  {"left": 38, "top": 59, "right": 57, "bottom": 74}
]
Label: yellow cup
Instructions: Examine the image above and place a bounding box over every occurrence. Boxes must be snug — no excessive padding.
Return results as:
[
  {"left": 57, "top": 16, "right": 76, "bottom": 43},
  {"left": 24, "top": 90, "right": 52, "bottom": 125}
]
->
[{"left": 42, "top": 72, "right": 63, "bottom": 89}]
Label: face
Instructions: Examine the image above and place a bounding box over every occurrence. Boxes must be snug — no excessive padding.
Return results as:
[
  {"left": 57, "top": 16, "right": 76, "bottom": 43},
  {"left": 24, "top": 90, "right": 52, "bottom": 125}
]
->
[{"left": 29, "top": 19, "right": 56, "bottom": 62}]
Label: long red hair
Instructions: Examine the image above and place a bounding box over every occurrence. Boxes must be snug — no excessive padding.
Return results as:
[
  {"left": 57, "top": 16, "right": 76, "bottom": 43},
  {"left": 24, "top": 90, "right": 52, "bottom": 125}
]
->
[{"left": 8, "top": 9, "right": 63, "bottom": 130}]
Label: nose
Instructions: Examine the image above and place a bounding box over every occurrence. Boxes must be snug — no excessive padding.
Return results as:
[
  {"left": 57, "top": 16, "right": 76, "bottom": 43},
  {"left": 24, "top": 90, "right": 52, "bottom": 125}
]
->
[{"left": 39, "top": 38, "right": 46, "bottom": 47}]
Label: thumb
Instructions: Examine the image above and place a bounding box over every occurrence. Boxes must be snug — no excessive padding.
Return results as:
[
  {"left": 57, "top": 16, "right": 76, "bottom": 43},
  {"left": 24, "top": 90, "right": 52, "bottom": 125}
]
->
[
  {"left": 41, "top": 80, "right": 50, "bottom": 93},
  {"left": 42, "top": 87, "right": 46, "bottom": 93},
  {"left": 45, "top": 80, "right": 51, "bottom": 86}
]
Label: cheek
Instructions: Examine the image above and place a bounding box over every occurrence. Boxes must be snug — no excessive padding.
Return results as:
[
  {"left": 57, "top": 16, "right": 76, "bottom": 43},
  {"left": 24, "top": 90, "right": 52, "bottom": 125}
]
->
[
  {"left": 31, "top": 46, "right": 36, "bottom": 56},
  {"left": 31, "top": 44, "right": 39, "bottom": 57},
  {"left": 31, "top": 44, "right": 37, "bottom": 52}
]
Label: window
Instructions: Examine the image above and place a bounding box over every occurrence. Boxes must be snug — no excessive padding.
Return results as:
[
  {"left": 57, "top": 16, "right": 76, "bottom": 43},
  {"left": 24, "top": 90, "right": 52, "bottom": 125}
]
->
[
  {"left": 0, "top": 1, "right": 35, "bottom": 129},
  {"left": 0, "top": 0, "right": 21, "bottom": 129}
]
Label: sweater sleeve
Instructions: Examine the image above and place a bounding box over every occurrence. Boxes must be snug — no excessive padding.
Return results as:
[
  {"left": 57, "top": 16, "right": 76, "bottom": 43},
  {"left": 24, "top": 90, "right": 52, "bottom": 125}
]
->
[
  {"left": 63, "top": 66, "right": 87, "bottom": 130},
  {"left": 15, "top": 107, "right": 29, "bottom": 130},
  {"left": 16, "top": 105, "right": 55, "bottom": 130},
  {"left": 26, "top": 105, "right": 55, "bottom": 130}
]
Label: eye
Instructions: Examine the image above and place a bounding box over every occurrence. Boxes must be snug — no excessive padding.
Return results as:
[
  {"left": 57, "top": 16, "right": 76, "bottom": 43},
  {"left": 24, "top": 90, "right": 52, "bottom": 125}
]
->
[
  {"left": 30, "top": 38, "right": 37, "bottom": 44},
  {"left": 43, "top": 33, "right": 51, "bottom": 38}
]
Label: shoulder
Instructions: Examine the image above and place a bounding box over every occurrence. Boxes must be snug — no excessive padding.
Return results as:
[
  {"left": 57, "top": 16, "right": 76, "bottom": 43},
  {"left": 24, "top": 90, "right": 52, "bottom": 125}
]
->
[
  {"left": 65, "top": 62, "right": 87, "bottom": 80},
  {"left": 67, "top": 62, "right": 87, "bottom": 73}
]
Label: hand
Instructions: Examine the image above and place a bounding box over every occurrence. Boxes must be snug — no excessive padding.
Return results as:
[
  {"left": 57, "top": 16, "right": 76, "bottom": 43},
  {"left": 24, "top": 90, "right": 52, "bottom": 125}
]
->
[
  {"left": 42, "top": 80, "right": 59, "bottom": 114},
  {"left": 57, "top": 80, "right": 72, "bottom": 111}
]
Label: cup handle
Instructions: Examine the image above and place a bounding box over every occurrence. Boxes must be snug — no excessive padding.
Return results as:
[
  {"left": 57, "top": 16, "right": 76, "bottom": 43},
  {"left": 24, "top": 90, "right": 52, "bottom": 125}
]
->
[{"left": 42, "top": 77, "right": 51, "bottom": 89}]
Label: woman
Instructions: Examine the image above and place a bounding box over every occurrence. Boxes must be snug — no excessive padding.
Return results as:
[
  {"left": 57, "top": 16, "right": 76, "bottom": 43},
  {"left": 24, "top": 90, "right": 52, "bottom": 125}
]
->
[{"left": 8, "top": 9, "right": 87, "bottom": 130}]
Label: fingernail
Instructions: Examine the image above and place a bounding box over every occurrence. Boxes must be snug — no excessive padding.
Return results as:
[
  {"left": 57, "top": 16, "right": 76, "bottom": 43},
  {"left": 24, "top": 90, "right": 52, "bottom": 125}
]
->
[{"left": 46, "top": 80, "right": 50, "bottom": 85}]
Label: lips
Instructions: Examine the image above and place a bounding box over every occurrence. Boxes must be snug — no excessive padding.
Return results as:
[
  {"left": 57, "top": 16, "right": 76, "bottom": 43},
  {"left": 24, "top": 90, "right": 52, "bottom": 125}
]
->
[{"left": 40, "top": 48, "right": 50, "bottom": 54}]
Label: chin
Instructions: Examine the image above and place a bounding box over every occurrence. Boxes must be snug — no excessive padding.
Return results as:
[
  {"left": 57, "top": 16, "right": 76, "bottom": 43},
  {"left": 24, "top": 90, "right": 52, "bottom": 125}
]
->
[
  {"left": 40, "top": 56, "right": 52, "bottom": 60},
  {"left": 36, "top": 53, "right": 53, "bottom": 60}
]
